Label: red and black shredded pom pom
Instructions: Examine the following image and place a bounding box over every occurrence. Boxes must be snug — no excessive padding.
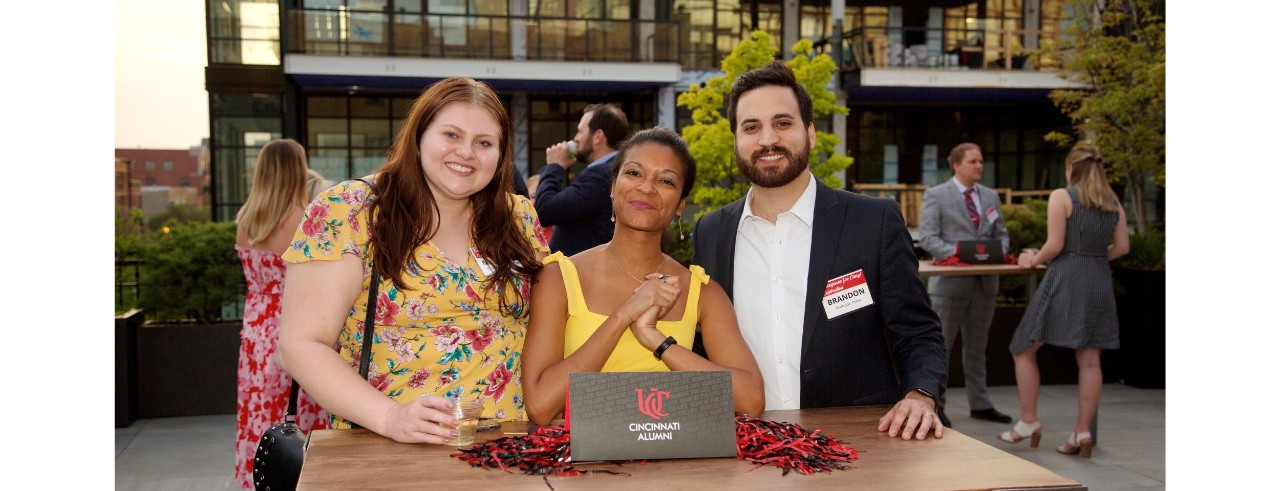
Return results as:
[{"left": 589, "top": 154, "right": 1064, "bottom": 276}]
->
[
  {"left": 452, "top": 425, "right": 579, "bottom": 476},
  {"left": 734, "top": 415, "right": 859, "bottom": 475},
  {"left": 452, "top": 417, "right": 858, "bottom": 483},
  {"left": 451, "top": 425, "right": 630, "bottom": 489}
]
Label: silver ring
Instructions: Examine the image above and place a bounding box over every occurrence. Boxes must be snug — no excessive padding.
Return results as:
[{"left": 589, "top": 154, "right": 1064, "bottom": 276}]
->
[{"left": 922, "top": 412, "right": 934, "bottom": 418}]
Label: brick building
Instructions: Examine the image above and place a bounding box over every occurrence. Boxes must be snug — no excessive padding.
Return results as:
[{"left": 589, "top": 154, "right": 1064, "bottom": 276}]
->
[{"left": 115, "top": 144, "right": 210, "bottom": 218}]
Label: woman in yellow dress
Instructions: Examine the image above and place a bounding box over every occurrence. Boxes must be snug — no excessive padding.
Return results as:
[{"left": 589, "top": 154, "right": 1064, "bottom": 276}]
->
[
  {"left": 521, "top": 126, "right": 764, "bottom": 426},
  {"left": 278, "top": 77, "right": 548, "bottom": 444}
]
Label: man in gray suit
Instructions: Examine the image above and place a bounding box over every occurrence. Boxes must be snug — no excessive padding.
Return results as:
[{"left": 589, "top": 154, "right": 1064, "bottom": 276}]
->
[{"left": 918, "top": 142, "right": 1012, "bottom": 425}]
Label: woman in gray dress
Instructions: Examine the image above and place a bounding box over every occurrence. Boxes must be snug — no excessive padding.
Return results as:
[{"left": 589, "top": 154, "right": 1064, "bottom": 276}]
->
[{"left": 995, "top": 145, "right": 1129, "bottom": 459}]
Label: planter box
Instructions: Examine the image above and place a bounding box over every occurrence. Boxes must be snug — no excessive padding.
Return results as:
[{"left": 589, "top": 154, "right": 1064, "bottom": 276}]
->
[
  {"left": 1113, "top": 267, "right": 1166, "bottom": 389},
  {"left": 136, "top": 321, "right": 240, "bottom": 418},
  {"left": 116, "top": 309, "right": 144, "bottom": 427}
]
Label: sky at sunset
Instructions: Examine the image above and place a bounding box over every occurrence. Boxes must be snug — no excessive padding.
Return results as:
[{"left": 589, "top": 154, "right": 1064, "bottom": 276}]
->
[{"left": 116, "top": 0, "right": 208, "bottom": 149}]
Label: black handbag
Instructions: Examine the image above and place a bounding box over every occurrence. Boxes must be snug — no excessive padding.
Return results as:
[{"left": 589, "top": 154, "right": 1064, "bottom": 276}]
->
[{"left": 253, "top": 267, "right": 381, "bottom": 491}]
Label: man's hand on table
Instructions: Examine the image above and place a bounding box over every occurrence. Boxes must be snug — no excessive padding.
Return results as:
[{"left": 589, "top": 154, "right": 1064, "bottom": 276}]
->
[{"left": 876, "top": 390, "right": 944, "bottom": 440}]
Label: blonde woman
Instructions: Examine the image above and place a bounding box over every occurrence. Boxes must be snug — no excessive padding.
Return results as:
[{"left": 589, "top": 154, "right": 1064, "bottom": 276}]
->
[
  {"left": 307, "top": 168, "right": 334, "bottom": 199},
  {"left": 232, "top": 138, "right": 327, "bottom": 489},
  {"left": 998, "top": 145, "right": 1129, "bottom": 459}
]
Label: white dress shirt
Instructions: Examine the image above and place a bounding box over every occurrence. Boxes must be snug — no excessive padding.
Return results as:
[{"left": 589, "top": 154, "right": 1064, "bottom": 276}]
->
[{"left": 732, "top": 174, "right": 817, "bottom": 411}]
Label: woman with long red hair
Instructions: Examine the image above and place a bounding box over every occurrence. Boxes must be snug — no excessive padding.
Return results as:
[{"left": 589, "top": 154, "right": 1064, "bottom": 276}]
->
[{"left": 278, "top": 77, "right": 548, "bottom": 443}]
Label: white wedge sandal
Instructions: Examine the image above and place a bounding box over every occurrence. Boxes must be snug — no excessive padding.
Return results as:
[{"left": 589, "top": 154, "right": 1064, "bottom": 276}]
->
[{"left": 996, "top": 420, "right": 1042, "bottom": 447}]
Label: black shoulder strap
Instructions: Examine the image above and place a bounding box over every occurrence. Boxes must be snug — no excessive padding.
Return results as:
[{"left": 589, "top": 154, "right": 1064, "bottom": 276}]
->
[
  {"left": 353, "top": 176, "right": 379, "bottom": 380},
  {"left": 285, "top": 381, "right": 299, "bottom": 422},
  {"left": 287, "top": 176, "right": 382, "bottom": 428},
  {"left": 359, "top": 267, "right": 380, "bottom": 380}
]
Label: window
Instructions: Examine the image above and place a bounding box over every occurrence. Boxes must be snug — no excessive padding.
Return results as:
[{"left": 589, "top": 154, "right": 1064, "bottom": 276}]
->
[
  {"left": 208, "top": 0, "right": 281, "bottom": 64},
  {"left": 673, "top": 0, "right": 769, "bottom": 70},
  {"left": 305, "top": 94, "right": 408, "bottom": 183},
  {"left": 145, "top": 160, "right": 155, "bottom": 171},
  {"left": 211, "top": 92, "right": 284, "bottom": 220},
  {"left": 163, "top": 160, "right": 174, "bottom": 171},
  {"left": 847, "top": 105, "right": 1071, "bottom": 189}
]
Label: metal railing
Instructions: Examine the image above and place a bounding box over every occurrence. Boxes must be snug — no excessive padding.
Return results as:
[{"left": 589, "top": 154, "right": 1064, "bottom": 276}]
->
[
  {"left": 285, "top": 8, "right": 682, "bottom": 63},
  {"left": 836, "top": 25, "right": 1065, "bottom": 72},
  {"left": 854, "top": 183, "right": 1052, "bottom": 228},
  {"left": 116, "top": 258, "right": 142, "bottom": 311}
]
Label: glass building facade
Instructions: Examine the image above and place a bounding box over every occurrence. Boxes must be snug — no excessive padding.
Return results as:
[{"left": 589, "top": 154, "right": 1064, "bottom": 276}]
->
[{"left": 205, "top": 0, "right": 1146, "bottom": 223}]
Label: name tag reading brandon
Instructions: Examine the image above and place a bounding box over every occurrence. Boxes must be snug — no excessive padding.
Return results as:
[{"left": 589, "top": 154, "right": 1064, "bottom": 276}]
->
[
  {"left": 823, "top": 269, "right": 874, "bottom": 319},
  {"left": 566, "top": 371, "right": 736, "bottom": 462}
]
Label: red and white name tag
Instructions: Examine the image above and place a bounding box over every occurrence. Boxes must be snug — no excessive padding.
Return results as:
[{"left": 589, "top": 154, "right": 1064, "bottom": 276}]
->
[
  {"left": 822, "top": 269, "right": 874, "bottom": 320},
  {"left": 985, "top": 206, "right": 1000, "bottom": 224},
  {"left": 470, "top": 247, "right": 496, "bottom": 276}
]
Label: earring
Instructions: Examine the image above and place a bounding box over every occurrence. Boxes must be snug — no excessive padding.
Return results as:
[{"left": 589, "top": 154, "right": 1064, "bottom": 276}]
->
[
  {"left": 611, "top": 211, "right": 615, "bottom": 223},
  {"left": 676, "top": 216, "right": 685, "bottom": 240}
]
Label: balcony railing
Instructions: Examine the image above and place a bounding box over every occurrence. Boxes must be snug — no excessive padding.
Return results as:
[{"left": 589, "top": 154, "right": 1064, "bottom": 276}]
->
[
  {"left": 835, "top": 25, "right": 1065, "bottom": 73},
  {"left": 285, "top": 8, "right": 682, "bottom": 63},
  {"left": 854, "top": 183, "right": 1052, "bottom": 228}
]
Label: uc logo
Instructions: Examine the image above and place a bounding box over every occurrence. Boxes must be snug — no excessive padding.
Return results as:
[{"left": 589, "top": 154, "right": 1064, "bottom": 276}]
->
[
  {"left": 976, "top": 243, "right": 987, "bottom": 254},
  {"left": 635, "top": 387, "right": 670, "bottom": 420}
]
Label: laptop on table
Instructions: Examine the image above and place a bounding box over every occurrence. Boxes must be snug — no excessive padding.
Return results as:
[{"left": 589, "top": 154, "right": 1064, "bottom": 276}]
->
[{"left": 955, "top": 239, "right": 1004, "bottom": 265}]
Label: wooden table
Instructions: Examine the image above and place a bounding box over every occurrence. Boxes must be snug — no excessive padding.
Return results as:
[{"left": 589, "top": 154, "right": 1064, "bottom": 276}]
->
[
  {"left": 917, "top": 260, "right": 1045, "bottom": 295},
  {"left": 297, "top": 406, "right": 1082, "bottom": 490}
]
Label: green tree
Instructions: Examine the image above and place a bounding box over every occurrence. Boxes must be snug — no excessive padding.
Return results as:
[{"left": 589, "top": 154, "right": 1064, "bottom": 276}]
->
[
  {"left": 1043, "top": 0, "right": 1165, "bottom": 234},
  {"left": 139, "top": 221, "right": 245, "bottom": 323},
  {"left": 678, "top": 30, "right": 852, "bottom": 217},
  {"left": 147, "top": 202, "right": 212, "bottom": 231}
]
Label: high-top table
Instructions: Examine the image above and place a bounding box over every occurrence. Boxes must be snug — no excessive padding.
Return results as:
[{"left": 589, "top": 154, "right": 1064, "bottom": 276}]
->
[
  {"left": 296, "top": 405, "right": 1082, "bottom": 490},
  {"left": 917, "top": 260, "right": 1046, "bottom": 295}
]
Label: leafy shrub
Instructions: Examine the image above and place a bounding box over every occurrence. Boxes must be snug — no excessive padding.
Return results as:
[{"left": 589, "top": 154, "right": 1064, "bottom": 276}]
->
[
  {"left": 997, "top": 199, "right": 1048, "bottom": 305},
  {"left": 1000, "top": 198, "right": 1048, "bottom": 254},
  {"left": 139, "top": 221, "right": 245, "bottom": 323},
  {"left": 1115, "top": 227, "right": 1164, "bottom": 270},
  {"left": 147, "top": 203, "right": 211, "bottom": 231}
]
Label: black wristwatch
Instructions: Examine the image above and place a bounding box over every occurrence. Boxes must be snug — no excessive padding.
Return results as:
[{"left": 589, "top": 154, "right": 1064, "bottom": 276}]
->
[
  {"left": 907, "top": 388, "right": 935, "bottom": 400},
  {"left": 653, "top": 336, "right": 678, "bottom": 360}
]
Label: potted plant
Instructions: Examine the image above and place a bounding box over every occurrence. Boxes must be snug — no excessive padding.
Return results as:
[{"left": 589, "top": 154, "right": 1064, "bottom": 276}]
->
[
  {"left": 131, "top": 220, "right": 245, "bottom": 417},
  {"left": 1111, "top": 227, "right": 1165, "bottom": 389}
]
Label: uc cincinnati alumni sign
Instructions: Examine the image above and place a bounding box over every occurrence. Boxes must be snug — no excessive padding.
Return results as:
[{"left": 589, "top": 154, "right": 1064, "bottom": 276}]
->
[{"left": 567, "top": 371, "right": 737, "bottom": 461}]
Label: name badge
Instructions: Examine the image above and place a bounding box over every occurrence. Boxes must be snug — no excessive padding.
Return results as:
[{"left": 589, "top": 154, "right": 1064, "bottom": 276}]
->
[
  {"left": 985, "top": 206, "right": 1000, "bottom": 224},
  {"left": 470, "top": 247, "right": 496, "bottom": 276},
  {"left": 822, "top": 269, "right": 874, "bottom": 320}
]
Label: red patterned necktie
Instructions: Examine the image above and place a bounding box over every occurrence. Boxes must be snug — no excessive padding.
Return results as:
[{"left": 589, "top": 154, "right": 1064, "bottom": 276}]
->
[{"left": 964, "top": 188, "right": 980, "bottom": 228}]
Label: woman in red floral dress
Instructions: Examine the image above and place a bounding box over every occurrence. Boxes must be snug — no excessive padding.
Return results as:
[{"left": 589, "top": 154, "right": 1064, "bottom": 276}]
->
[{"left": 233, "top": 139, "right": 327, "bottom": 489}]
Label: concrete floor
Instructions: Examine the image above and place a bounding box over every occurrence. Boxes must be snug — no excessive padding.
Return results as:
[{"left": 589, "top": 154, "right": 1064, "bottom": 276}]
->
[{"left": 115, "top": 383, "right": 1165, "bottom": 490}]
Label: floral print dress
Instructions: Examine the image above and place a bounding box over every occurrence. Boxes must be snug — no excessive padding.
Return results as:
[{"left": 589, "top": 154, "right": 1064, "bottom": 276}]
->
[
  {"left": 282, "top": 180, "right": 549, "bottom": 427},
  {"left": 234, "top": 246, "right": 328, "bottom": 490}
]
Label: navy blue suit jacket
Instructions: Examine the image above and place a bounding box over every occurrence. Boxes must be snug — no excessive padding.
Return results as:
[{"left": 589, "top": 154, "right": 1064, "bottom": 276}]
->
[
  {"left": 691, "top": 179, "right": 947, "bottom": 408},
  {"left": 535, "top": 158, "right": 615, "bottom": 256}
]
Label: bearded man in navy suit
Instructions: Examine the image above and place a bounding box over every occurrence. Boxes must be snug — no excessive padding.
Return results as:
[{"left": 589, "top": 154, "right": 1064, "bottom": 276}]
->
[{"left": 691, "top": 61, "right": 948, "bottom": 440}]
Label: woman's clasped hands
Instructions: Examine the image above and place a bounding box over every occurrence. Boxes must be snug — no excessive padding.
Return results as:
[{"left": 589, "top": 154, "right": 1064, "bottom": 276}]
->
[{"left": 621, "top": 273, "right": 681, "bottom": 350}]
